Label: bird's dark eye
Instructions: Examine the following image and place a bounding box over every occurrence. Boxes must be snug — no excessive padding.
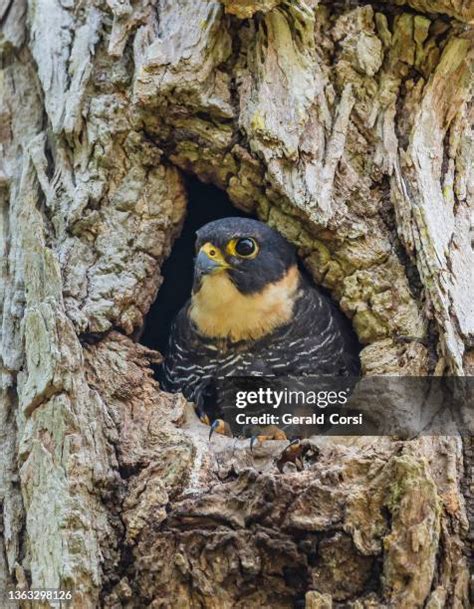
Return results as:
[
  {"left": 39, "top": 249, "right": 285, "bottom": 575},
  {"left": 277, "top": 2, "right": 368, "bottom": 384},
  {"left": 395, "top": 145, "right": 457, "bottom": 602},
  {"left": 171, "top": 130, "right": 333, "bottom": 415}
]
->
[{"left": 235, "top": 238, "right": 257, "bottom": 257}]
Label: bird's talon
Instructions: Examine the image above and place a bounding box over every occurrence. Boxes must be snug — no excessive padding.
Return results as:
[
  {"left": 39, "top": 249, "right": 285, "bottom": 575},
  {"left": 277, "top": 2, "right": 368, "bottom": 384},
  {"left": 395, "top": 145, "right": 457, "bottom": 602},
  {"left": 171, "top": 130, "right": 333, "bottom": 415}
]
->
[
  {"left": 209, "top": 419, "right": 231, "bottom": 440},
  {"left": 249, "top": 435, "right": 266, "bottom": 451},
  {"left": 194, "top": 405, "right": 211, "bottom": 426},
  {"left": 284, "top": 438, "right": 302, "bottom": 456},
  {"left": 276, "top": 438, "right": 307, "bottom": 471}
]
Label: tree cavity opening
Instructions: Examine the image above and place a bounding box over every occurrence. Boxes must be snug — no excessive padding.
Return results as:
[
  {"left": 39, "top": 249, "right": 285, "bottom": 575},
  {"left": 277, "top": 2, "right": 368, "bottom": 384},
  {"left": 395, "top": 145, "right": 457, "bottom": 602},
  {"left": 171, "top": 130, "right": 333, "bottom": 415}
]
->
[{"left": 141, "top": 175, "right": 361, "bottom": 374}]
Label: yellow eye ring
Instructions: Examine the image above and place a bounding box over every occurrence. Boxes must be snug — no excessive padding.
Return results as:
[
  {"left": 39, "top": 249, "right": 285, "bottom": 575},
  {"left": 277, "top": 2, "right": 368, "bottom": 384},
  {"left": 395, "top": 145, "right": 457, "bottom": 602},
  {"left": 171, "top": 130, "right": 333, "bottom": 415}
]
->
[{"left": 227, "top": 237, "right": 259, "bottom": 259}]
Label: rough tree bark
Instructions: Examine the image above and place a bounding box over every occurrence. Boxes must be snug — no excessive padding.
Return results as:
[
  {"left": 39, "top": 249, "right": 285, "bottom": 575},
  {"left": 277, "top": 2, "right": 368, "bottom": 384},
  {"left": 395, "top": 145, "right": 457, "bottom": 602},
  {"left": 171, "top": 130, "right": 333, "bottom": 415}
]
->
[{"left": 0, "top": 0, "right": 473, "bottom": 608}]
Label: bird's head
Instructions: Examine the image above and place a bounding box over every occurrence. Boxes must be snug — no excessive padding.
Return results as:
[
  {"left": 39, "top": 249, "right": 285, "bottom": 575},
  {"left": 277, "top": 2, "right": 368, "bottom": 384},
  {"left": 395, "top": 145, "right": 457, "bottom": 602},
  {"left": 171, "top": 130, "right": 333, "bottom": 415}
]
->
[{"left": 190, "top": 218, "right": 301, "bottom": 341}]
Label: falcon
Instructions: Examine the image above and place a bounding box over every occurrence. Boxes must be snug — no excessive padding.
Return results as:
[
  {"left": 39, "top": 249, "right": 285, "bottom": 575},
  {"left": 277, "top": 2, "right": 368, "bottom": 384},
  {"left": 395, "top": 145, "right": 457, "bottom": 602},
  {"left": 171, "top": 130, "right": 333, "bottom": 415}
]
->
[{"left": 161, "top": 217, "right": 360, "bottom": 439}]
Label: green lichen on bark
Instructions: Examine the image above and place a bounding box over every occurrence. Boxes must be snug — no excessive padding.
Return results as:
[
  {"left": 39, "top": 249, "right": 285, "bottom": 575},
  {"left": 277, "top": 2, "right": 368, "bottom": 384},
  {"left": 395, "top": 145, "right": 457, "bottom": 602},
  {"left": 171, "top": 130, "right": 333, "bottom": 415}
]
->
[{"left": 0, "top": 0, "right": 472, "bottom": 607}]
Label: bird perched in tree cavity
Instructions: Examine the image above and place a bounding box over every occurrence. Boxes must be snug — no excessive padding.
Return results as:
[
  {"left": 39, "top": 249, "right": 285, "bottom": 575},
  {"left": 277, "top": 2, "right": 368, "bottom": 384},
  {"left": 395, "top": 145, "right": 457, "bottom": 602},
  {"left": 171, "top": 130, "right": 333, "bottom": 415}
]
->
[{"left": 161, "top": 217, "right": 360, "bottom": 438}]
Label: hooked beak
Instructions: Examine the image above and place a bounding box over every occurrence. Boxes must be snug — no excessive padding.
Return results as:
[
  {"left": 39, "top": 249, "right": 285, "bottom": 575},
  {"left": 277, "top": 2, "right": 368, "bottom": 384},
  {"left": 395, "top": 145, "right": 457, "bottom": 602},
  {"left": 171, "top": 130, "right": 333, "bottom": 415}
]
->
[
  {"left": 195, "top": 250, "right": 223, "bottom": 279},
  {"left": 193, "top": 245, "right": 230, "bottom": 291}
]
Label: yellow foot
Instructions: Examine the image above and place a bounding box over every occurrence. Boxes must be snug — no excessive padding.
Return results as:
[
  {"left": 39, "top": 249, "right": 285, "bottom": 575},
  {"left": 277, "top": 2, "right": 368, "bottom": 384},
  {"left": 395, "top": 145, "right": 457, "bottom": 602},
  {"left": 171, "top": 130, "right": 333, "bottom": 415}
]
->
[
  {"left": 198, "top": 412, "right": 210, "bottom": 426},
  {"left": 209, "top": 418, "right": 232, "bottom": 440}
]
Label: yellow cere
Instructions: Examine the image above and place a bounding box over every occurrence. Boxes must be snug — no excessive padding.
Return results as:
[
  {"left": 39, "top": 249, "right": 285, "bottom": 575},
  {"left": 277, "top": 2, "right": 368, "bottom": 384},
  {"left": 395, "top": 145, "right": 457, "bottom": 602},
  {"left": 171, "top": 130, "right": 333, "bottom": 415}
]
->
[{"left": 200, "top": 242, "right": 229, "bottom": 267}]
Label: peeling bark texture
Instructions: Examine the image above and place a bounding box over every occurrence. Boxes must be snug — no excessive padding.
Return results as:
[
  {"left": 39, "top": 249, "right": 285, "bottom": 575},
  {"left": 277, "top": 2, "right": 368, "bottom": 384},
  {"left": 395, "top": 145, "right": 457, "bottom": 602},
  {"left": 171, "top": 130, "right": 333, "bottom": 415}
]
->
[
  {"left": 0, "top": 0, "right": 473, "bottom": 608},
  {"left": 220, "top": 0, "right": 284, "bottom": 19}
]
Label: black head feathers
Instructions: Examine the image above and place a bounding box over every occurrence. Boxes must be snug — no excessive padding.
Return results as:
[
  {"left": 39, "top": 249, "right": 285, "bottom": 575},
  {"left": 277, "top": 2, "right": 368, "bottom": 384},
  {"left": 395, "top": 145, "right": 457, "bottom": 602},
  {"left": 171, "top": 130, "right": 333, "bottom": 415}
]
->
[{"left": 195, "top": 218, "right": 297, "bottom": 294}]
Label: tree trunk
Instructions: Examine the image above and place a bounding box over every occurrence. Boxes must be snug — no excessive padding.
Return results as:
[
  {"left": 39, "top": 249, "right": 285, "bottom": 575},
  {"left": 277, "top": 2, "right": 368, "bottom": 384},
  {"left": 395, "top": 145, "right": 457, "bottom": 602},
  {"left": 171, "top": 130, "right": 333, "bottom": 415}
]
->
[{"left": 0, "top": 1, "right": 473, "bottom": 607}]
